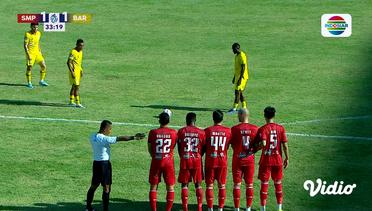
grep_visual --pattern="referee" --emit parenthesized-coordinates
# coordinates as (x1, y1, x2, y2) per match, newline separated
(86, 120, 145, 211)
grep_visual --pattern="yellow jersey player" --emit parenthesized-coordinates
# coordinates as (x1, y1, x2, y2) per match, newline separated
(228, 43, 249, 114)
(24, 23, 48, 88)
(67, 39, 85, 108)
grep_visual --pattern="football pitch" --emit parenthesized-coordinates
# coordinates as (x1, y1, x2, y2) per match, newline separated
(1, 0, 372, 210)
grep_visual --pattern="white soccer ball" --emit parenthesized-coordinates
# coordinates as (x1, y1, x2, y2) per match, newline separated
(163, 108, 172, 118)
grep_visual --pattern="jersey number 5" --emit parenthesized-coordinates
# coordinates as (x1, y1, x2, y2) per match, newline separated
(269, 130, 278, 149)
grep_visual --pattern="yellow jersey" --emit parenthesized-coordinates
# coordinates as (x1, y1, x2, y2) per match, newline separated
(234, 51, 248, 81)
(24, 31, 41, 55)
(68, 48, 83, 71)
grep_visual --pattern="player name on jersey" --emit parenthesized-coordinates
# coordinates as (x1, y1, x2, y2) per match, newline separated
(156, 134, 171, 139)
(240, 130, 252, 135)
(184, 132, 199, 137)
(211, 131, 226, 136)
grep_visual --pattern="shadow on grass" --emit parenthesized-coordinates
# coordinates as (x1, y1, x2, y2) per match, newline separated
(0, 198, 239, 211)
(0, 99, 68, 108)
(310, 35, 372, 209)
(131, 105, 227, 112)
(334, 35, 372, 208)
(0, 82, 26, 87)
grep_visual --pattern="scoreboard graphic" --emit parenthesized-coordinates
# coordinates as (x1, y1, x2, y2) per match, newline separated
(17, 12, 91, 32)
(42, 12, 67, 32)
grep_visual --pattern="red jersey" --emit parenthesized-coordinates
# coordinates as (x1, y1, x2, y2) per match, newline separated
(148, 127, 178, 161)
(177, 125, 206, 169)
(204, 124, 231, 168)
(257, 123, 287, 166)
(231, 123, 259, 166)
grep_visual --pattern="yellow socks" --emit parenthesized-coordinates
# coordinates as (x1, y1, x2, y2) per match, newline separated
(233, 101, 247, 109)
(242, 101, 247, 109)
(69, 95, 75, 104)
(40, 68, 46, 81)
(75, 95, 81, 104)
(26, 71, 32, 84)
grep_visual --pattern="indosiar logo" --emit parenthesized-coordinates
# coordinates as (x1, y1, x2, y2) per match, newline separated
(321, 14, 352, 37)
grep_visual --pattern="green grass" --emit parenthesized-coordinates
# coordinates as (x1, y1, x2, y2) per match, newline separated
(1, 0, 372, 210)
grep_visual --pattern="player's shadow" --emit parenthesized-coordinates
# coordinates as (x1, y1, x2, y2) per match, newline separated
(0, 198, 239, 211)
(0, 82, 26, 87)
(131, 105, 227, 112)
(110, 198, 238, 211)
(0, 99, 68, 108)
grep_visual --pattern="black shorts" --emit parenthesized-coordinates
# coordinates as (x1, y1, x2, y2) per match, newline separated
(91, 160, 112, 186)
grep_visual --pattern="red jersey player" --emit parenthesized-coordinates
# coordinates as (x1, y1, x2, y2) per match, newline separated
(177, 112, 206, 211)
(204, 110, 232, 211)
(230, 109, 258, 211)
(148, 112, 178, 211)
(256, 106, 289, 211)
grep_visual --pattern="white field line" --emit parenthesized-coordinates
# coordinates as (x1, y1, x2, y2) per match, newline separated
(1, 114, 371, 141)
(281, 115, 372, 125)
(286, 132, 372, 141)
(0, 115, 163, 128)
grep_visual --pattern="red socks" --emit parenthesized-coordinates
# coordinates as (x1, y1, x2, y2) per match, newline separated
(206, 187, 214, 209)
(181, 187, 188, 211)
(196, 187, 203, 211)
(274, 180, 283, 204)
(218, 187, 226, 209)
(182, 186, 203, 211)
(206, 186, 225, 209)
(149, 190, 157, 211)
(233, 184, 254, 209)
(166, 190, 174, 211)
(246, 183, 254, 208)
(233, 187, 241, 208)
(260, 181, 269, 206)
(150, 189, 175, 211)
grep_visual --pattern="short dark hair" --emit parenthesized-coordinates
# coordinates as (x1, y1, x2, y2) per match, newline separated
(232, 42, 240, 49)
(76, 39, 84, 45)
(213, 109, 224, 123)
(159, 112, 170, 125)
(30, 22, 39, 27)
(264, 106, 276, 119)
(186, 112, 196, 125)
(100, 120, 112, 131)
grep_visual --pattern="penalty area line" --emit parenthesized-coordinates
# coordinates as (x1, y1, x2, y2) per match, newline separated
(0, 114, 177, 128)
(286, 132, 372, 141)
(0, 114, 371, 141)
(281, 115, 372, 125)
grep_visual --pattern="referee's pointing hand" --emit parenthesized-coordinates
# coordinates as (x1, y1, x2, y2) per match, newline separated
(134, 133, 146, 140)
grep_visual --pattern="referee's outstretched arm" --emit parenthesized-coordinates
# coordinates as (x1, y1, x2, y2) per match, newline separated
(117, 133, 146, 142)
(86, 121, 146, 211)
